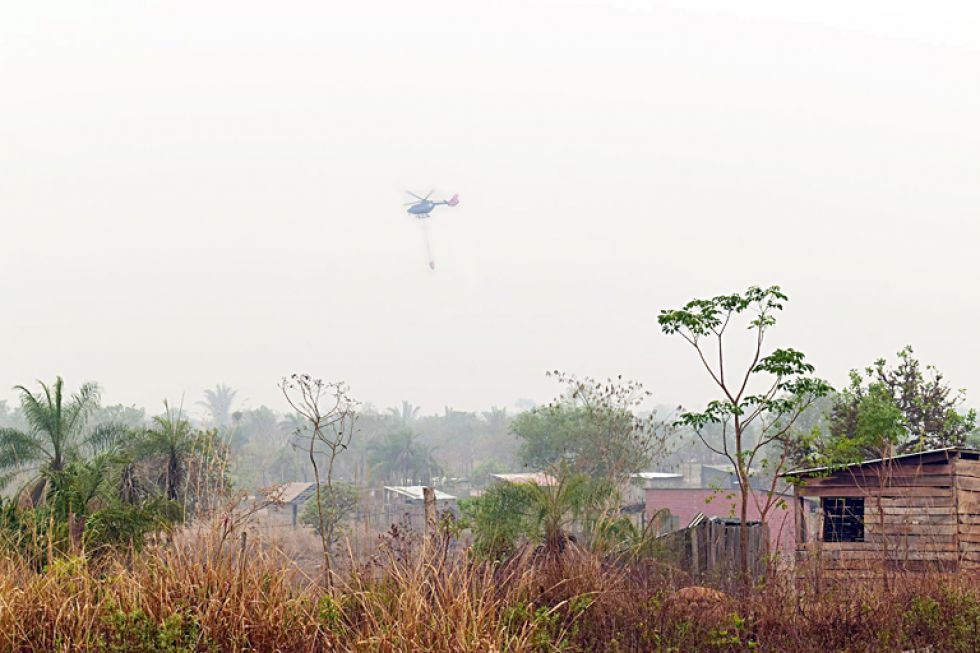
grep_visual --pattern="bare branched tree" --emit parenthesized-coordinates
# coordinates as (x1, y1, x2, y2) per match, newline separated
(279, 374, 358, 589)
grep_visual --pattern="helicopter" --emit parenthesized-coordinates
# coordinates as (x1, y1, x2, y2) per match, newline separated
(403, 190, 459, 270)
(404, 190, 459, 218)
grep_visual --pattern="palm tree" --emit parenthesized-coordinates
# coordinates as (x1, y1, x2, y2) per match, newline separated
(0, 377, 122, 505)
(198, 384, 237, 427)
(367, 428, 441, 485)
(132, 402, 199, 501)
(387, 401, 420, 426)
(521, 471, 616, 555)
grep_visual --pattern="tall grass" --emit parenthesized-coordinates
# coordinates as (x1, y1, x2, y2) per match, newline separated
(0, 521, 979, 652)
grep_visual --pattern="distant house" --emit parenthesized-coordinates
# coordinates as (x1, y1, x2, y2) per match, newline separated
(383, 486, 457, 529)
(624, 472, 684, 508)
(785, 447, 980, 572)
(630, 472, 685, 488)
(383, 485, 457, 505)
(259, 481, 317, 528)
(700, 464, 767, 491)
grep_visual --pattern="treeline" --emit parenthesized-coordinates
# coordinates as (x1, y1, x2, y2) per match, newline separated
(0, 286, 977, 569)
(0, 391, 521, 493)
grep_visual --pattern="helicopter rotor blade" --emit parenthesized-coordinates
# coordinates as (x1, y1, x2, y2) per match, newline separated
(406, 191, 426, 201)
(424, 189, 434, 200)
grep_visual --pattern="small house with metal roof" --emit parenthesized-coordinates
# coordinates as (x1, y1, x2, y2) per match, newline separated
(784, 447, 980, 572)
(382, 485, 457, 530)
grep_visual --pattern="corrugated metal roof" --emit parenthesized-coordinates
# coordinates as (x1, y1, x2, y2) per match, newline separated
(491, 472, 558, 486)
(265, 482, 316, 504)
(631, 472, 684, 480)
(384, 486, 456, 501)
(781, 447, 980, 478)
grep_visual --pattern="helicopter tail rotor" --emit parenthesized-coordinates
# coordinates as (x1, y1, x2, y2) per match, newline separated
(446, 193, 459, 207)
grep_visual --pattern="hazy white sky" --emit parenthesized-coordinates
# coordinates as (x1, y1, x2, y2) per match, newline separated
(2, 1, 979, 418)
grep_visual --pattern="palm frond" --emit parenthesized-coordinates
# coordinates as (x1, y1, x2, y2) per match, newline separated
(0, 469, 32, 492)
(0, 428, 47, 475)
(64, 381, 101, 441)
(75, 453, 119, 504)
(83, 422, 131, 456)
(14, 383, 59, 441)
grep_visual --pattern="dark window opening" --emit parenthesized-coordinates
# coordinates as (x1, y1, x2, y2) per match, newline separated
(822, 497, 864, 542)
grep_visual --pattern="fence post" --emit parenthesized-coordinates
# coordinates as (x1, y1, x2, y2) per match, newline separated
(690, 525, 700, 577)
(423, 486, 437, 543)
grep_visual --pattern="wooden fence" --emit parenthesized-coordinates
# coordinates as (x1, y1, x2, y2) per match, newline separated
(659, 513, 769, 581)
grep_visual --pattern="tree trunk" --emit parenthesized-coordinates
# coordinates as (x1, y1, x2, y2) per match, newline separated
(739, 472, 749, 581)
(167, 452, 180, 501)
(309, 440, 330, 590)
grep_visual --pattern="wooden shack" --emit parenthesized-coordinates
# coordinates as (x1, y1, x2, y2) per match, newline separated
(785, 447, 980, 573)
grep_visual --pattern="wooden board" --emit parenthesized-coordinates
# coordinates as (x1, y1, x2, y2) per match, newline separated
(819, 549, 959, 561)
(799, 486, 951, 498)
(867, 506, 954, 516)
(799, 462, 952, 477)
(863, 513, 956, 525)
(955, 477, 980, 492)
(801, 474, 952, 494)
(801, 472, 952, 487)
(866, 523, 956, 536)
(862, 538, 956, 550)
(954, 460, 980, 476)
(957, 493, 980, 513)
(881, 496, 954, 508)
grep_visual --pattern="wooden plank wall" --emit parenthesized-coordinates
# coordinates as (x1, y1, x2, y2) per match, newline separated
(797, 456, 959, 573)
(954, 456, 980, 568)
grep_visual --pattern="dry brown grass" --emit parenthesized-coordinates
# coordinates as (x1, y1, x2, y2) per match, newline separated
(1, 520, 980, 652)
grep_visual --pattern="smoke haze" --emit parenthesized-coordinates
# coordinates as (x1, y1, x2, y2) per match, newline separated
(2, 1, 979, 413)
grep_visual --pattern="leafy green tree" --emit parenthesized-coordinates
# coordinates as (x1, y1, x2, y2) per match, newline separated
(462, 468, 616, 559)
(0, 377, 126, 505)
(460, 481, 535, 559)
(299, 482, 359, 543)
(512, 372, 670, 482)
(824, 347, 977, 462)
(659, 286, 832, 578)
(512, 404, 591, 472)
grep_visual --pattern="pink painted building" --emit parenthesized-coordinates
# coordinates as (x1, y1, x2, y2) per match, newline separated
(645, 487, 811, 554)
